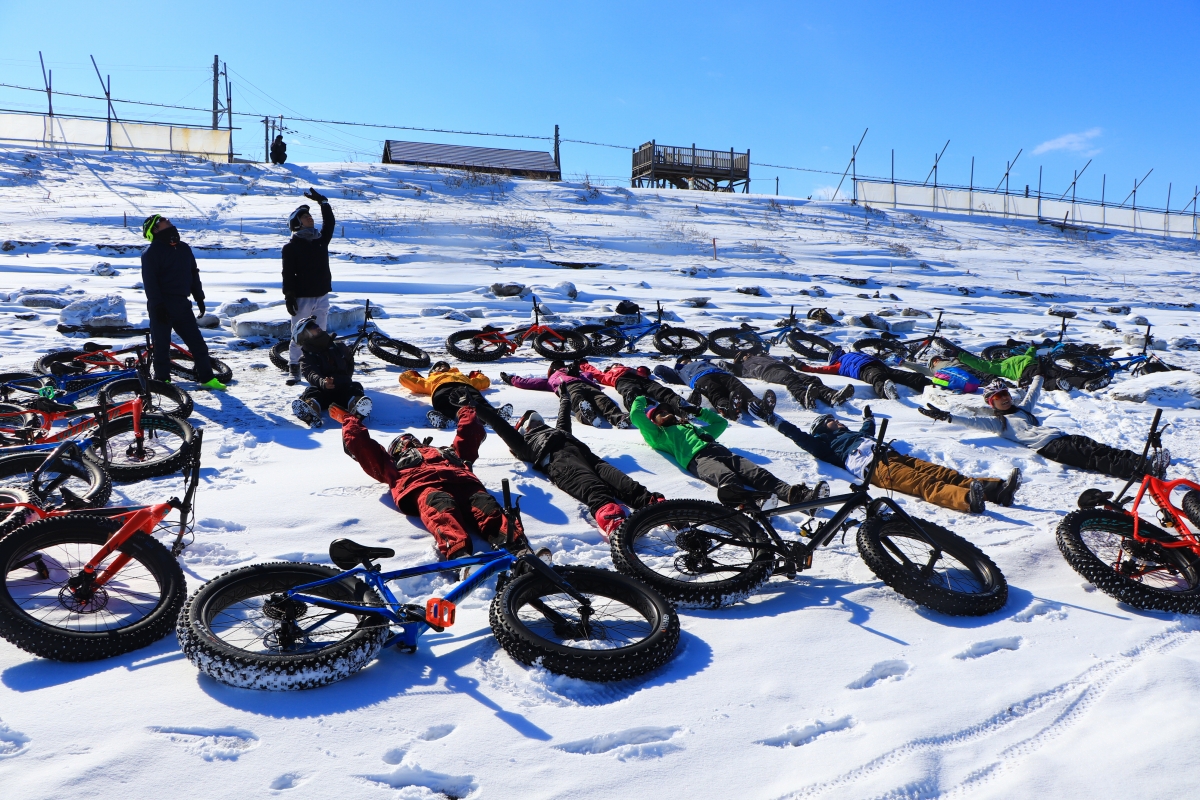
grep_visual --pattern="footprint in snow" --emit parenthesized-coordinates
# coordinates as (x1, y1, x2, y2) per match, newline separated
(0, 717, 30, 759)
(147, 726, 260, 761)
(847, 660, 910, 689)
(954, 636, 1023, 660)
(758, 716, 856, 748)
(1013, 601, 1067, 622)
(419, 724, 456, 741)
(269, 772, 313, 791)
(554, 726, 686, 761)
(358, 762, 478, 799)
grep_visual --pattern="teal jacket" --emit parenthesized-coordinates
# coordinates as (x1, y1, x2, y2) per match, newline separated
(630, 395, 726, 468)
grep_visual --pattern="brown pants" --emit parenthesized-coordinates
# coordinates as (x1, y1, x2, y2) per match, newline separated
(869, 453, 1002, 512)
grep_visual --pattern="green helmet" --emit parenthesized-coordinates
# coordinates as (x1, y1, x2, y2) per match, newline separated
(141, 214, 162, 242)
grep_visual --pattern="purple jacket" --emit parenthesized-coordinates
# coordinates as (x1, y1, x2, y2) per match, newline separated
(509, 370, 598, 394)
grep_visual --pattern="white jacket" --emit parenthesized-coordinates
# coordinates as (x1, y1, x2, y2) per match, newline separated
(948, 377, 1066, 450)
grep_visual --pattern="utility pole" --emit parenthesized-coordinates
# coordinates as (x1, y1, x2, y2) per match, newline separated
(38, 51, 53, 117)
(212, 55, 220, 129)
(226, 74, 233, 163)
(553, 124, 560, 170)
(264, 117, 270, 162)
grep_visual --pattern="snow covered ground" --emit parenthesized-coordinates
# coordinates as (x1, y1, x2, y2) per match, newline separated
(2, 148, 1200, 799)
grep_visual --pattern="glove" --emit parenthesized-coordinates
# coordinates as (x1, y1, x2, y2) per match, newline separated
(303, 187, 328, 204)
(862, 404, 873, 420)
(499, 372, 513, 385)
(918, 403, 952, 423)
(285, 296, 297, 316)
(195, 299, 206, 317)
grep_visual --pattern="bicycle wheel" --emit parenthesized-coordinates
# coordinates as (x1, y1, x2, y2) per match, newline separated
(853, 337, 907, 359)
(532, 328, 589, 360)
(980, 344, 1025, 361)
(33, 351, 89, 377)
(98, 378, 193, 420)
(1184, 491, 1200, 531)
(177, 561, 388, 690)
(367, 332, 431, 368)
(268, 340, 290, 371)
(86, 413, 194, 482)
(611, 499, 774, 608)
(653, 326, 707, 357)
(169, 353, 234, 384)
(786, 330, 836, 361)
(707, 328, 765, 358)
(0, 488, 39, 539)
(1055, 509, 1200, 613)
(0, 515, 185, 661)
(857, 515, 1008, 616)
(0, 451, 112, 509)
(578, 325, 626, 357)
(490, 564, 679, 681)
(446, 329, 508, 362)
(0, 372, 50, 402)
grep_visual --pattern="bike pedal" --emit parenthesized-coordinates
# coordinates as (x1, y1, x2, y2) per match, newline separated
(425, 597, 456, 629)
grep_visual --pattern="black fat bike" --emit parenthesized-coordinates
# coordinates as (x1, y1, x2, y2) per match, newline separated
(612, 419, 1008, 615)
(269, 300, 431, 372)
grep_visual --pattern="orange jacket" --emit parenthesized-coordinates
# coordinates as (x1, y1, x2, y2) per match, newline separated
(399, 368, 491, 395)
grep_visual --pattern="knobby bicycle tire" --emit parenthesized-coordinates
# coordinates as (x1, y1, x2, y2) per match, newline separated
(177, 561, 388, 690)
(653, 326, 707, 357)
(857, 515, 1008, 616)
(786, 330, 836, 361)
(0, 488, 39, 539)
(531, 328, 589, 360)
(98, 378, 194, 420)
(446, 329, 509, 362)
(0, 515, 185, 661)
(85, 413, 194, 482)
(980, 344, 1026, 362)
(33, 351, 90, 377)
(576, 324, 626, 357)
(853, 337, 907, 359)
(1184, 491, 1200, 532)
(0, 451, 112, 509)
(611, 499, 774, 608)
(168, 354, 234, 384)
(707, 328, 765, 358)
(490, 564, 679, 681)
(269, 340, 291, 371)
(0, 372, 51, 399)
(1055, 509, 1200, 614)
(366, 332, 431, 368)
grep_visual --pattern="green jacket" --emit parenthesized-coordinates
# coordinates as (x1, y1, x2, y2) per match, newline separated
(630, 395, 726, 468)
(958, 348, 1036, 383)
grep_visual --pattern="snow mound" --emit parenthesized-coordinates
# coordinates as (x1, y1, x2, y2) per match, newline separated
(231, 302, 365, 338)
(1102, 370, 1200, 407)
(58, 294, 128, 327)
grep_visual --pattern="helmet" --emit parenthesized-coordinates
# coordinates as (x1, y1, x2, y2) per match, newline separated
(635, 366, 651, 378)
(809, 414, 836, 435)
(983, 380, 1011, 404)
(516, 410, 544, 434)
(141, 214, 162, 241)
(292, 316, 322, 346)
(429, 360, 451, 374)
(388, 433, 421, 461)
(288, 204, 311, 232)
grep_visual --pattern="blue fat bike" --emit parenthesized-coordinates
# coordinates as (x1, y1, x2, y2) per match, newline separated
(177, 481, 680, 690)
(574, 301, 708, 358)
(706, 307, 836, 360)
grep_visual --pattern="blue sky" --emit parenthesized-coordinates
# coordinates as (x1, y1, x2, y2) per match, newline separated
(1, 1, 1197, 206)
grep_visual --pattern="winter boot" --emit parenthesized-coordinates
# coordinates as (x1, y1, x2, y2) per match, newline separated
(348, 395, 372, 419)
(829, 384, 854, 406)
(497, 403, 514, 421)
(785, 483, 811, 504)
(426, 409, 449, 429)
(616, 414, 632, 429)
(750, 397, 773, 422)
(881, 379, 900, 400)
(292, 397, 323, 428)
(759, 389, 777, 418)
(996, 468, 1021, 507)
(576, 400, 597, 427)
(286, 364, 301, 386)
(201, 378, 227, 391)
(800, 383, 819, 410)
(967, 480, 986, 514)
(594, 502, 627, 541)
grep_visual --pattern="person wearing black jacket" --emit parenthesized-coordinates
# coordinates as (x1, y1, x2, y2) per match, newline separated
(724, 352, 854, 409)
(139, 214, 225, 390)
(291, 317, 370, 428)
(473, 393, 663, 539)
(270, 134, 287, 165)
(282, 188, 335, 384)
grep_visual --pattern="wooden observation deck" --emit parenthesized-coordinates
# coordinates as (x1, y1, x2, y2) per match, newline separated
(631, 141, 750, 192)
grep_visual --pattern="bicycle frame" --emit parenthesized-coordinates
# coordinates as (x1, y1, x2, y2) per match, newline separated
(0, 394, 142, 446)
(735, 307, 805, 351)
(593, 301, 669, 351)
(464, 294, 571, 354)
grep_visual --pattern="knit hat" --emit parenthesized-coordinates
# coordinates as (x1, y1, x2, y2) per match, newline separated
(809, 413, 835, 435)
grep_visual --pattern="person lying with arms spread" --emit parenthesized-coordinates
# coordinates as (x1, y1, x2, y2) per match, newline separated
(722, 351, 854, 409)
(399, 361, 511, 429)
(652, 356, 771, 421)
(794, 346, 930, 400)
(500, 360, 630, 428)
(578, 360, 697, 417)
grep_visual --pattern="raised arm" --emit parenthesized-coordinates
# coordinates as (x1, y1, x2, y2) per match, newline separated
(318, 200, 335, 245)
(694, 407, 728, 439)
(508, 375, 553, 392)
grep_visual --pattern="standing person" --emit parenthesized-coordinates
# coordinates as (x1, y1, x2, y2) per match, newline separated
(579, 360, 697, 417)
(398, 361, 511, 428)
(724, 351, 854, 409)
(270, 134, 287, 165)
(291, 317, 371, 428)
(139, 214, 226, 391)
(630, 394, 811, 507)
(282, 188, 335, 386)
(474, 393, 662, 539)
(653, 356, 768, 420)
(500, 361, 630, 428)
(795, 347, 929, 400)
(920, 378, 1171, 480)
(752, 404, 1018, 514)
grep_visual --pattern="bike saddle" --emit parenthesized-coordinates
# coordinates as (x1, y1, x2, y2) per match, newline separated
(329, 538, 396, 570)
(1077, 488, 1114, 509)
(739, 323, 761, 331)
(717, 485, 772, 508)
(82, 342, 113, 353)
(480, 325, 501, 332)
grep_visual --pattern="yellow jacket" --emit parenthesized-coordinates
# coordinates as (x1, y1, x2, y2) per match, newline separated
(399, 368, 491, 395)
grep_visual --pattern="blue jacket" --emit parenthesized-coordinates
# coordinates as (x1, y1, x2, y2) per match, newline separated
(783, 417, 875, 469)
(832, 352, 878, 381)
(676, 359, 724, 388)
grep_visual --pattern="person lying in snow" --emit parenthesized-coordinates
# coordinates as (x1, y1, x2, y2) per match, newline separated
(721, 351, 854, 409)
(329, 402, 522, 560)
(398, 361, 511, 429)
(794, 346, 930, 400)
(652, 356, 769, 420)
(920, 378, 1170, 480)
(499, 360, 630, 428)
(751, 403, 1019, 514)
(291, 316, 371, 428)
(630, 394, 813, 507)
(933, 338, 1109, 392)
(473, 393, 662, 539)
(577, 360, 697, 417)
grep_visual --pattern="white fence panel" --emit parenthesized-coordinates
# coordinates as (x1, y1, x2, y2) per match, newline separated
(0, 112, 230, 161)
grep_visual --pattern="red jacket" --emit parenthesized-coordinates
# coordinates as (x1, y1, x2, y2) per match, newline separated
(580, 362, 636, 387)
